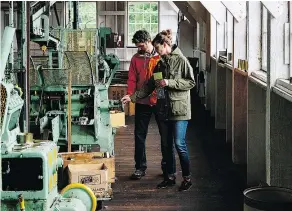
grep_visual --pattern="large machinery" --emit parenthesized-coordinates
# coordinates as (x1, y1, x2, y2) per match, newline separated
(29, 28, 120, 155)
(1, 26, 98, 211)
(1, 1, 120, 210)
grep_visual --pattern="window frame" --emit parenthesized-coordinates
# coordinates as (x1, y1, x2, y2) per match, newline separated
(210, 15, 217, 58)
(3, 10, 17, 27)
(127, 1, 159, 46)
(226, 10, 233, 65)
(261, 5, 268, 72)
(78, 1, 97, 29)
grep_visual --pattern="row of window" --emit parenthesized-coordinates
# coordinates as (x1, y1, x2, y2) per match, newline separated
(211, 5, 268, 72)
(76, 1, 159, 46)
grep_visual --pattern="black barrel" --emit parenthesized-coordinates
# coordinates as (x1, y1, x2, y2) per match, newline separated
(244, 186, 292, 211)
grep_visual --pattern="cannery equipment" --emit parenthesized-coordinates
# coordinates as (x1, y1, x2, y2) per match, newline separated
(1, 2, 120, 210)
(1, 26, 98, 211)
(29, 27, 121, 155)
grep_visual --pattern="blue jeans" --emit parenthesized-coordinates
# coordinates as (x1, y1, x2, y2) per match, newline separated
(167, 120, 191, 178)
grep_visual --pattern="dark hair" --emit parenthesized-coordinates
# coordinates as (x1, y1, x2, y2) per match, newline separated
(132, 30, 151, 44)
(152, 29, 172, 46)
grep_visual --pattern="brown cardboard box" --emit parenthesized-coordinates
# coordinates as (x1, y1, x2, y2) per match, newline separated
(68, 163, 109, 197)
(110, 111, 125, 127)
(60, 152, 115, 183)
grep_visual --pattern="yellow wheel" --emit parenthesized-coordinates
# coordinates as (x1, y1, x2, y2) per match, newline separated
(61, 183, 97, 211)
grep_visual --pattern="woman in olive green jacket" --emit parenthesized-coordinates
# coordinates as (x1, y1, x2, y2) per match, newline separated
(121, 29, 195, 191)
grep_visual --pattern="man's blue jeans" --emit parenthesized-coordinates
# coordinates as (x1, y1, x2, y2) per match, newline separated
(166, 120, 191, 178)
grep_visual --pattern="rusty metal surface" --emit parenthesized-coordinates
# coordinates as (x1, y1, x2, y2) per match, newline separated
(0, 84, 7, 125)
(51, 29, 96, 58)
(29, 56, 49, 86)
(30, 29, 96, 87)
(63, 51, 93, 85)
(65, 30, 95, 56)
(29, 51, 93, 86)
(104, 97, 246, 211)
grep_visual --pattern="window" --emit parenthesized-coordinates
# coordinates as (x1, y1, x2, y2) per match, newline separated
(210, 15, 217, 58)
(79, 2, 97, 29)
(4, 12, 10, 27)
(199, 22, 206, 51)
(227, 11, 233, 64)
(128, 2, 158, 45)
(3, 11, 17, 27)
(261, 6, 268, 71)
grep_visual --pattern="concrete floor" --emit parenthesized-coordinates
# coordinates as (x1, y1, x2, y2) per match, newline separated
(104, 94, 247, 211)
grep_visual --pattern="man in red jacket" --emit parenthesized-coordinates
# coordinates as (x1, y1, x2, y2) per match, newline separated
(127, 30, 167, 180)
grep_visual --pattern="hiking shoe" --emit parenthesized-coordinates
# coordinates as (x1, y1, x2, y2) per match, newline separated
(157, 179, 176, 189)
(130, 170, 146, 180)
(179, 180, 192, 191)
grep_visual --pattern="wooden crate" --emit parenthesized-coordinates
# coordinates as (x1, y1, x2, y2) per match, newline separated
(108, 84, 127, 101)
(60, 152, 115, 183)
(108, 84, 135, 116)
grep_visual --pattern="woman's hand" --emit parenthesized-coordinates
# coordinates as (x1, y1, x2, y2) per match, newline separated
(121, 95, 131, 104)
(155, 79, 168, 88)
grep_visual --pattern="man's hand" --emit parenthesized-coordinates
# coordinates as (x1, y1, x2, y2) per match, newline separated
(121, 95, 131, 104)
(155, 79, 168, 88)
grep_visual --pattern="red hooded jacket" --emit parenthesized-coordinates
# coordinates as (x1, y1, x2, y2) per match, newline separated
(127, 52, 160, 106)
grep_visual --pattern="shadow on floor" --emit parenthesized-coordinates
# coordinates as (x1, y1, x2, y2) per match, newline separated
(103, 94, 247, 211)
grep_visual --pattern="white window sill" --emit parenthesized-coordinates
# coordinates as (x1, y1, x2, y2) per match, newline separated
(227, 61, 233, 66)
(276, 79, 292, 91)
(248, 73, 292, 103)
(251, 70, 267, 83)
(225, 63, 233, 71)
(211, 56, 217, 61)
(273, 79, 292, 103)
(249, 70, 267, 90)
(218, 63, 225, 68)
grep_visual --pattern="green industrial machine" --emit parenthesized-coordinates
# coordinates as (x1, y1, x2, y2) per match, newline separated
(1, 2, 120, 209)
(1, 26, 99, 211)
(29, 28, 121, 155)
